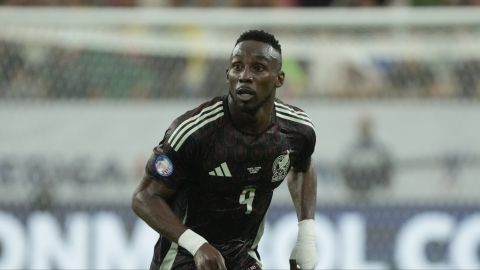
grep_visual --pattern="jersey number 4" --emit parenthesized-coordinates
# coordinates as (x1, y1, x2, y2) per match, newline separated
(239, 187, 256, 214)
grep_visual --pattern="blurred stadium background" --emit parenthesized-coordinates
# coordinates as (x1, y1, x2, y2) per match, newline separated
(1, 1, 480, 269)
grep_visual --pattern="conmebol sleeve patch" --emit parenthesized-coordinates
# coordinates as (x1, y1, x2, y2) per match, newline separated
(155, 155, 174, 177)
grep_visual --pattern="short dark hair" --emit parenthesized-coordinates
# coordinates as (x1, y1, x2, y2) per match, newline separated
(235, 30, 282, 55)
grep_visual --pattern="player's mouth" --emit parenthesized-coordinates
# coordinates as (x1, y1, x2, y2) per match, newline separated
(236, 87, 256, 102)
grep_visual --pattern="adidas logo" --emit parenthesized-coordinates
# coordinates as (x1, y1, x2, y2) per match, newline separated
(208, 162, 232, 177)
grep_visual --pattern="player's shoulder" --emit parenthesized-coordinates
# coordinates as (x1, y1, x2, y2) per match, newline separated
(176, 96, 225, 123)
(166, 96, 226, 152)
(274, 98, 315, 132)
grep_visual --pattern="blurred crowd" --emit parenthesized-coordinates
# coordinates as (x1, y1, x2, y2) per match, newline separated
(1, 39, 479, 100)
(1, 0, 480, 7)
(1, 1, 480, 99)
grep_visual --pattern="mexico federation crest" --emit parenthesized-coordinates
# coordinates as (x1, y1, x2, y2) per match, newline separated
(272, 151, 290, 182)
(155, 155, 174, 177)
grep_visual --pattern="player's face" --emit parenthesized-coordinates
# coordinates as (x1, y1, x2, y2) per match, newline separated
(226, 40, 284, 113)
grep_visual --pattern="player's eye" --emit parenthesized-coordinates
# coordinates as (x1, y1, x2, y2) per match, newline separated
(231, 63, 243, 71)
(253, 64, 266, 72)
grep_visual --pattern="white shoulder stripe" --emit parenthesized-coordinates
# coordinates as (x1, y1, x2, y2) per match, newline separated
(169, 106, 223, 147)
(173, 112, 224, 151)
(275, 106, 313, 124)
(275, 102, 309, 117)
(276, 112, 314, 128)
(168, 101, 222, 146)
(274, 102, 313, 126)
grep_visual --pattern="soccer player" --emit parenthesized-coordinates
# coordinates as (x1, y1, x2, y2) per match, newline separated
(132, 29, 318, 270)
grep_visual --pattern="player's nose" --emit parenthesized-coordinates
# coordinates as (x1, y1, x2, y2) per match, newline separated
(239, 68, 253, 82)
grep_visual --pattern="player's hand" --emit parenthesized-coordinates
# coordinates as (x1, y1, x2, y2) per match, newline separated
(289, 259, 300, 270)
(290, 243, 318, 270)
(194, 243, 227, 270)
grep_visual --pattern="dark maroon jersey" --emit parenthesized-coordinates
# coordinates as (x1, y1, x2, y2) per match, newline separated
(145, 95, 316, 269)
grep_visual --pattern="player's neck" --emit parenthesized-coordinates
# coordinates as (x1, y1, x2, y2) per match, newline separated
(228, 98, 274, 135)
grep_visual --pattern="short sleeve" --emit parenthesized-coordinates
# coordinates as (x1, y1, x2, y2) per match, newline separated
(291, 126, 316, 172)
(145, 129, 194, 190)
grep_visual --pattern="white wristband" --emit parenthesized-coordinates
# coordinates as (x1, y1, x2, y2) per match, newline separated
(290, 219, 318, 269)
(298, 219, 316, 240)
(178, 229, 208, 256)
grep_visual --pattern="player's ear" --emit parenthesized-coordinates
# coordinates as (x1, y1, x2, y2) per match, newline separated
(225, 68, 229, 82)
(275, 70, 285, 88)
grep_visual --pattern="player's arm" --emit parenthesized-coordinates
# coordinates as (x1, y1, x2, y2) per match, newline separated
(288, 160, 317, 220)
(132, 174, 226, 270)
(287, 160, 318, 270)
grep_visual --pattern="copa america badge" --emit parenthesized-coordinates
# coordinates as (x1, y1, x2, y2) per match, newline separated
(155, 155, 174, 177)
